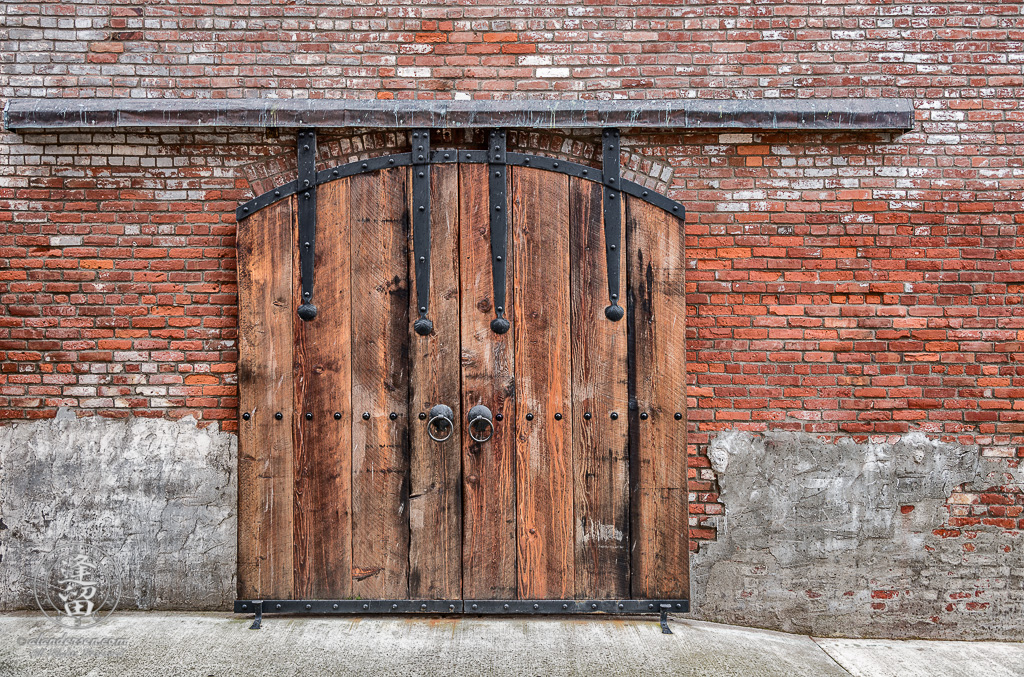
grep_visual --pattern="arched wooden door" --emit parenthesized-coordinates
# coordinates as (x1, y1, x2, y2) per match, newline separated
(236, 145, 687, 615)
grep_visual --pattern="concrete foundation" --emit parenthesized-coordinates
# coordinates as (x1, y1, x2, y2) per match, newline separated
(2, 415, 1021, 640)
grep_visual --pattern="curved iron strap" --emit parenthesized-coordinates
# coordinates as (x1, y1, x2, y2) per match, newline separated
(236, 151, 685, 222)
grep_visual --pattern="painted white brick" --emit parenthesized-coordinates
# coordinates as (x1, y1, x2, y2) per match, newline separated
(536, 67, 570, 78)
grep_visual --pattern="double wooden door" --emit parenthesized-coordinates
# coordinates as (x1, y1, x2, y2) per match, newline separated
(237, 161, 687, 604)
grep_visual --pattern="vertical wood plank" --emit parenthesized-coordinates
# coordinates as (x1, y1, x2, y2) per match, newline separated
(408, 163, 463, 599)
(569, 177, 630, 599)
(627, 195, 689, 599)
(460, 163, 517, 599)
(237, 197, 295, 600)
(292, 180, 353, 599)
(512, 166, 574, 600)
(350, 168, 411, 599)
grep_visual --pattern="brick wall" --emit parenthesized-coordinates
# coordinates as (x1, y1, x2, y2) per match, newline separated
(1, 0, 1022, 634)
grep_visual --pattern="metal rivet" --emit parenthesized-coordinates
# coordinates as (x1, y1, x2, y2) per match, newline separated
(533, 604, 539, 610)
(333, 170, 339, 176)
(444, 153, 450, 159)
(393, 604, 399, 610)
(303, 145, 309, 151)
(298, 132, 304, 138)
(419, 306, 427, 313)
(554, 413, 562, 421)
(362, 412, 370, 420)
(305, 604, 312, 610)
(641, 412, 648, 420)
(335, 412, 342, 420)
(609, 193, 616, 200)
(243, 206, 249, 212)
(618, 604, 624, 610)
(495, 171, 501, 177)
(497, 306, 504, 313)
(611, 293, 618, 300)
(582, 169, 588, 175)
(553, 162, 559, 167)
(525, 158, 530, 164)
(389, 158, 395, 164)
(361, 163, 368, 169)
(584, 412, 591, 420)
(303, 291, 310, 298)
(390, 412, 397, 420)
(418, 145, 423, 151)
(472, 604, 478, 610)
(305, 412, 313, 420)
(242, 412, 251, 421)
(413, 133, 419, 139)
(496, 255, 502, 262)
(419, 412, 427, 420)
(592, 603, 597, 609)
(418, 155, 425, 161)
(275, 412, 283, 420)
(504, 604, 509, 610)
(363, 604, 369, 610)
(421, 604, 427, 611)
(610, 244, 616, 250)
(419, 171, 425, 177)
(276, 604, 282, 610)
(496, 413, 503, 421)
(526, 413, 534, 421)
(676, 604, 682, 609)
(419, 256, 425, 263)
(419, 206, 425, 212)
(675, 412, 683, 420)
(562, 604, 568, 610)
(611, 412, 618, 420)
(242, 604, 248, 610)
(643, 191, 649, 196)
(333, 604, 339, 610)
(649, 604, 655, 610)
(275, 191, 280, 196)
(304, 241, 310, 248)
(467, 154, 472, 160)
(495, 205, 501, 211)
(449, 605, 455, 611)
(609, 177, 615, 183)
(673, 206, 679, 212)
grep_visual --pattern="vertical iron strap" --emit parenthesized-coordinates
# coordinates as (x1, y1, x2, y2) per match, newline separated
(411, 129, 433, 336)
(297, 129, 318, 321)
(488, 129, 510, 334)
(602, 128, 624, 322)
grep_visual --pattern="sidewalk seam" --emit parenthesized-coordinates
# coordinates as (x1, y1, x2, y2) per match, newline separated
(810, 636, 856, 677)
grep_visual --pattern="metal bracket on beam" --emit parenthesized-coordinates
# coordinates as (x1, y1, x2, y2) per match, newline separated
(659, 603, 673, 634)
(411, 129, 433, 336)
(243, 600, 263, 630)
(602, 128, 623, 322)
(297, 129, 318, 321)
(488, 129, 510, 335)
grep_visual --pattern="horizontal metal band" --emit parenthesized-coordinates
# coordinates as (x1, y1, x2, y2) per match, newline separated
(238, 152, 684, 222)
(6, 98, 915, 131)
(235, 599, 690, 615)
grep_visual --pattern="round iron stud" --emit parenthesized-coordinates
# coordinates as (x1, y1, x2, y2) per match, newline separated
(414, 317, 434, 336)
(419, 412, 427, 420)
(276, 604, 282, 610)
(333, 604, 339, 610)
(275, 412, 283, 421)
(640, 412, 649, 420)
(305, 412, 313, 420)
(242, 412, 250, 421)
(496, 413, 503, 421)
(362, 412, 370, 420)
(533, 604, 539, 610)
(305, 604, 312, 610)
(675, 412, 683, 420)
(503, 604, 509, 610)
(554, 412, 562, 421)
(363, 604, 369, 610)
(526, 413, 534, 421)
(584, 412, 592, 420)
(335, 412, 342, 420)
(390, 412, 398, 421)
(610, 412, 618, 420)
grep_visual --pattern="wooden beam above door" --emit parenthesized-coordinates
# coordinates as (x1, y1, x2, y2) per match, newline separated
(4, 97, 914, 132)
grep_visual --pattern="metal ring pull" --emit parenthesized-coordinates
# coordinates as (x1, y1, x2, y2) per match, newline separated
(427, 404, 454, 443)
(467, 404, 494, 443)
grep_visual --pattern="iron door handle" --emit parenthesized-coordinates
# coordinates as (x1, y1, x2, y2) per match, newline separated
(467, 405, 494, 443)
(427, 404, 454, 442)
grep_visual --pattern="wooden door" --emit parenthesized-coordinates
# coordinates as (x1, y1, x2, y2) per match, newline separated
(237, 159, 687, 605)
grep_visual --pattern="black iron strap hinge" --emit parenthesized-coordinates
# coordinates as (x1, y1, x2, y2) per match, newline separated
(488, 129, 510, 334)
(297, 129, 318, 321)
(602, 128, 623, 322)
(411, 129, 434, 336)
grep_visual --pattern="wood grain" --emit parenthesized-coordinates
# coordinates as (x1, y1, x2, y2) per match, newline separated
(569, 177, 630, 599)
(292, 180, 353, 599)
(237, 197, 295, 600)
(459, 163, 517, 599)
(626, 195, 689, 599)
(512, 166, 574, 600)
(408, 163, 463, 599)
(350, 168, 411, 599)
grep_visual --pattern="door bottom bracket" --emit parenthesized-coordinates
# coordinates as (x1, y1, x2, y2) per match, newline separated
(235, 598, 686, 631)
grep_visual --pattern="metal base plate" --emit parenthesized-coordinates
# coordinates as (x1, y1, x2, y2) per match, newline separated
(235, 599, 688, 615)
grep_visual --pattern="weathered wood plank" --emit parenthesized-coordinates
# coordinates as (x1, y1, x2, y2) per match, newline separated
(292, 180, 353, 599)
(627, 195, 689, 599)
(237, 197, 295, 600)
(408, 163, 462, 599)
(350, 168, 411, 599)
(512, 166, 574, 600)
(569, 177, 630, 599)
(459, 163, 517, 599)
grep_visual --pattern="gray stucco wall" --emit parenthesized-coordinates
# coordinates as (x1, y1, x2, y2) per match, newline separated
(0, 411, 236, 611)
(2, 414, 1020, 640)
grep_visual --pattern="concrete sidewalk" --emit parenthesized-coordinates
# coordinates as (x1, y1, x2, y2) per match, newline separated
(1, 611, 1022, 676)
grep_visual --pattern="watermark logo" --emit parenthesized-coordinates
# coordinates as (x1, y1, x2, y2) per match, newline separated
(33, 542, 123, 629)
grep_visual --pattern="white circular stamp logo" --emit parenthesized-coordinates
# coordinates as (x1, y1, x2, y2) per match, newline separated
(33, 542, 122, 629)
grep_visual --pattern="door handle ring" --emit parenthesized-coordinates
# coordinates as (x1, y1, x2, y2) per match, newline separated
(467, 404, 494, 443)
(427, 404, 454, 443)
